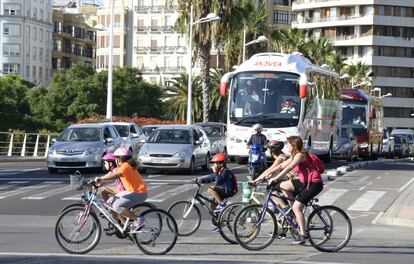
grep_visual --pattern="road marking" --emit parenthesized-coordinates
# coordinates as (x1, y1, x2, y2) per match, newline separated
(0, 182, 22, 190)
(147, 184, 189, 202)
(347, 191, 386, 211)
(399, 177, 414, 192)
(22, 183, 68, 200)
(22, 168, 42, 172)
(62, 194, 81, 201)
(0, 182, 59, 199)
(318, 188, 348, 206)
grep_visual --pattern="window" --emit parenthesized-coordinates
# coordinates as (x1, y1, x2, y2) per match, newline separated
(114, 14, 121, 28)
(136, 56, 144, 68)
(40, 9, 44, 20)
(274, 10, 289, 24)
(33, 8, 37, 19)
(39, 67, 43, 80)
(33, 27, 37, 40)
(3, 63, 20, 74)
(4, 4, 21, 15)
(39, 48, 43, 61)
(26, 65, 30, 78)
(3, 24, 21, 36)
(33, 47, 37, 60)
(151, 37, 157, 51)
(39, 29, 43, 42)
(3, 44, 20, 56)
(164, 56, 171, 68)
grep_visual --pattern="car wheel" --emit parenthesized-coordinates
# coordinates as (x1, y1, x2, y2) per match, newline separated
(187, 157, 195, 174)
(201, 153, 210, 171)
(48, 167, 58, 174)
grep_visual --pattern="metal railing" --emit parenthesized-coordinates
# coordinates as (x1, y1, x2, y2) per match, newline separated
(0, 132, 57, 157)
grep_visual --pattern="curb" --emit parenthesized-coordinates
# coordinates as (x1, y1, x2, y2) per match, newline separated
(0, 156, 46, 163)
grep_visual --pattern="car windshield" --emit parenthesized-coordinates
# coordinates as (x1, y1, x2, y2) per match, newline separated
(394, 136, 402, 144)
(229, 71, 301, 127)
(148, 129, 191, 144)
(201, 125, 223, 137)
(58, 127, 101, 142)
(142, 126, 158, 137)
(114, 125, 129, 137)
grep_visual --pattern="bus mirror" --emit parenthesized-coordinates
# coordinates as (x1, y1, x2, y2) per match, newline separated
(220, 81, 227, 97)
(300, 84, 307, 98)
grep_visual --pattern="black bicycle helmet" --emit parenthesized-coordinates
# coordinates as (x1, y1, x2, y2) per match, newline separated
(266, 140, 284, 151)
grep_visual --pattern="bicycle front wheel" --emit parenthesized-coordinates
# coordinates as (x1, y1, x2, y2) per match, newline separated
(55, 207, 101, 254)
(167, 201, 201, 236)
(233, 204, 277, 251)
(132, 208, 178, 255)
(218, 202, 246, 244)
(307, 205, 352, 252)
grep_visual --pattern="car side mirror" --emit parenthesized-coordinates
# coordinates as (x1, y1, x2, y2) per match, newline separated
(389, 136, 394, 140)
(140, 138, 146, 143)
(104, 137, 114, 144)
(51, 138, 56, 144)
(131, 133, 139, 138)
(195, 140, 202, 145)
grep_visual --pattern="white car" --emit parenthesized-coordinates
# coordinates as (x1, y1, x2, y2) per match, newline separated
(381, 130, 395, 158)
(138, 125, 211, 173)
(107, 122, 146, 155)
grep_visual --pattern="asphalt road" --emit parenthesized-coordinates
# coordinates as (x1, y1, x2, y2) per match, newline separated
(0, 159, 414, 264)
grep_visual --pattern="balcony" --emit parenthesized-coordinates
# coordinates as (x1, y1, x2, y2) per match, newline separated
(150, 26, 161, 33)
(161, 26, 174, 32)
(134, 46, 150, 53)
(163, 67, 186, 74)
(134, 5, 149, 13)
(134, 26, 148, 33)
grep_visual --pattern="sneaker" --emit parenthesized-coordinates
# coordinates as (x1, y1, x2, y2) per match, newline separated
(214, 203, 226, 213)
(291, 234, 307, 245)
(129, 217, 145, 232)
(278, 233, 287, 239)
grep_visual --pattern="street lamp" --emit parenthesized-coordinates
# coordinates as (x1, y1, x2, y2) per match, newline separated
(242, 28, 267, 62)
(95, 0, 114, 121)
(186, 5, 220, 125)
(380, 93, 392, 98)
(372, 87, 382, 97)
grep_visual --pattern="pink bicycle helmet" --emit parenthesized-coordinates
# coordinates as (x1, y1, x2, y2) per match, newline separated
(113, 147, 132, 157)
(102, 153, 116, 161)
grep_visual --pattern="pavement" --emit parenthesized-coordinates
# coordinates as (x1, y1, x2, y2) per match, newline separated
(1, 155, 414, 227)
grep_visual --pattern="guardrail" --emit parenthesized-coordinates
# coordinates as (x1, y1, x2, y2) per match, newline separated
(0, 132, 57, 157)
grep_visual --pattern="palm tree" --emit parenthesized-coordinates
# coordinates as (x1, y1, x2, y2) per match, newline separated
(164, 73, 202, 122)
(209, 68, 227, 122)
(270, 28, 309, 54)
(342, 62, 374, 92)
(176, 0, 215, 123)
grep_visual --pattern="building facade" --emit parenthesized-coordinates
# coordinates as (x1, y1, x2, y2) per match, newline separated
(267, 0, 295, 30)
(0, 0, 53, 85)
(292, 0, 414, 129)
(52, 7, 97, 73)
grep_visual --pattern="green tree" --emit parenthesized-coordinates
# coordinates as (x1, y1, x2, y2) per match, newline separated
(342, 62, 374, 92)
(209, 68, 227, 122)
(164, 73, 202, 122)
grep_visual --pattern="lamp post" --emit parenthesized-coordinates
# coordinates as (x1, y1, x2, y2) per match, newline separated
(242, 27, 268, 62)
(186, 6, 220, 125)
(380, 93, 392, 98)
(95, 0, 114, 121)
(372, 87, 381, 97)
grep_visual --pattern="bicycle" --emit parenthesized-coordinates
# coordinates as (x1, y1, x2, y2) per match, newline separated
(167, 179, 235, 240)
(55, 174, 178, 255)
(233, 181, 352, 252)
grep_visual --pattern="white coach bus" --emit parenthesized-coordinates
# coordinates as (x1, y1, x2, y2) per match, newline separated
(220, 53, 342, 163)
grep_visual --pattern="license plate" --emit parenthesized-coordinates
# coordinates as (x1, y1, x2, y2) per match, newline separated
(152, 159, 170, 164)
(251, 154, 259, 162)
(60, 157, 76, 162)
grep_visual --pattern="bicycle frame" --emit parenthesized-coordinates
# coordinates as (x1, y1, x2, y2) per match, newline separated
(184, 183, 216, 219)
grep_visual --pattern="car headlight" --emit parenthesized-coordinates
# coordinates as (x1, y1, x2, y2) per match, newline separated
(48, 148, 56, 155)
(173, 151, 188, 157)
(139, 150, 150, 157)
(359, 142, 369, 148)
(87, 147, 100, 155)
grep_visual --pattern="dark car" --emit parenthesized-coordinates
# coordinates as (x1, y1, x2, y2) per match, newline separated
(393, 135, 409, 158)
(333, 127, 358, 161)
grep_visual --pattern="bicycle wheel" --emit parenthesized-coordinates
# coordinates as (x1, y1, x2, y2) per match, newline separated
(132, 208, 178, 255)
(233, 204, 277, 251)
(58, 203, 84, 215)
(131, 202, 156, 216)
(218, 202, 245, 244)
(167, 200, 201, 236)
(307, 205, 352, 252)
(55, 207, 101, 254)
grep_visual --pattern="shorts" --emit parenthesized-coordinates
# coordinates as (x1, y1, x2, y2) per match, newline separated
(212, 186, 233, 201)
(271, 179, 323, 205)
(109, 191, 148, 214)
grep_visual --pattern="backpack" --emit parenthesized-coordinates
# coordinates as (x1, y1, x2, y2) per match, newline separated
(307, 152, 325, 174)
(229, 171, 238, 194)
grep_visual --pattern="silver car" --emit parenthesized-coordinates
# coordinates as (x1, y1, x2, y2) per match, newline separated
(195, 122, 227, 155)
(108, 122, 146, 155)
(138, 125, 211, 173)
(46, 123, 123, 173)
(142, 124, 162, 139)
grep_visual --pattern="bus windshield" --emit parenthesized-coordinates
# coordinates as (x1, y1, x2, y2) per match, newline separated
(229, 72, 300, 127)
(342, 102, 367, 129)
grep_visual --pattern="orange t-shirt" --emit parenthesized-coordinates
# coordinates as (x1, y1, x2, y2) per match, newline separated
(117, 162, 147, 194)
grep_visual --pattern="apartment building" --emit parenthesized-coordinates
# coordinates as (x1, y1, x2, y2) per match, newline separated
(0, 0, 53, 85)
(292, 0, 414, 129)
(266, 0, 295, 30)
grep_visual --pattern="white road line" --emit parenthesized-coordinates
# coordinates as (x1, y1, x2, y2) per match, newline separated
(347, 191, 386, 211)
(62, 194, 81, 200)
(0, 183, 21, 190)
(318, 188, 348, 206)
(147, 184, 189, 202)
(0, 182, 58, 199)
(399, 177, 414, 192)
(22, 184, 68, 200)
(22, 168, 42, 172)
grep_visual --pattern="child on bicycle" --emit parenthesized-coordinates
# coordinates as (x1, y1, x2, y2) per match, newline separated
(251, 136, 323, 245)
(100, 153, 125, 202)
(94, 147, 148, 231)
(195, 153, 235, 213)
